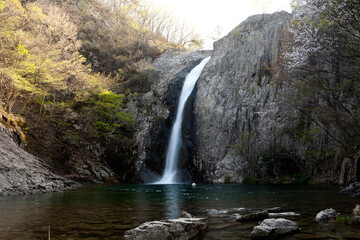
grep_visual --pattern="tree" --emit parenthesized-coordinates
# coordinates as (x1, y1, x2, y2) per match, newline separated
(285, 0, 360, 156)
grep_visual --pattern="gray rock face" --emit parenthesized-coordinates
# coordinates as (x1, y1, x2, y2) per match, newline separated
(250, 218, 299, 239)
(194, 11, 291, 183)
(315, 208, 338, 223)
(124, 218, 208, 240)
(131, 50, 212, 183)
(0, 124, 78, 195)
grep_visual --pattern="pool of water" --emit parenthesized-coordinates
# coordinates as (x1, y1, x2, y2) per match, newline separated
(0, 184, 359, 239)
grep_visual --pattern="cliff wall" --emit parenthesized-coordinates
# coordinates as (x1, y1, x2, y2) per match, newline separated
(0, 119, 78, 195)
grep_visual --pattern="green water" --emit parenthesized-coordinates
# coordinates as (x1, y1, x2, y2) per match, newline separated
(0, 184, 359, 239)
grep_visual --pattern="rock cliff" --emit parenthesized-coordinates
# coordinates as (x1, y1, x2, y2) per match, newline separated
(0, 123, 78, 195)
(134, 11, 359, 184)
(130, 50, 212, 183)
(194, 11, 292, 183)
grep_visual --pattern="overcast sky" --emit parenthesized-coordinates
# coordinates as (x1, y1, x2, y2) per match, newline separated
(149, 0, 292, 49)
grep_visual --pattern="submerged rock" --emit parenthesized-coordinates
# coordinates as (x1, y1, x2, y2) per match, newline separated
(124, 218, 208, 240)
(265, 207, 282, 213)
(250, 218, 299, 239)
(205, 208, 248, 216)
(268, 212, 300, 217)
(236, 210, 269, 222)
(315, 208, 338, 223)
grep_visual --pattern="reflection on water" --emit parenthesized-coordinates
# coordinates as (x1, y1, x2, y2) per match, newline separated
(0, 184, 359, 239)
(164, 185, 180, 218)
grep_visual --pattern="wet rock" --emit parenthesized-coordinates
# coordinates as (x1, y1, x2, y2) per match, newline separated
(268, 212, 300, 217)
(315, 208, 338, 223)
(250, 218, 299, 239)
(265, 207, 282, 213)
(350, 216, 360, 225)
(205, 208, 248, 216)
(180, 211, 193, 218)
(339, 182, 360, 197)
(353, 205, 360, 216)
(124, 218, 208, 240)
(236, 210, 269, 222)
(205, 209, 229, 217)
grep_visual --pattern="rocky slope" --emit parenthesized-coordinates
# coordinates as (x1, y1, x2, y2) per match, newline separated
(0, 122, 79, 195)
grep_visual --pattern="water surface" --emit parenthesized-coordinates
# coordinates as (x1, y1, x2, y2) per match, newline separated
(0, 184, 359, 239)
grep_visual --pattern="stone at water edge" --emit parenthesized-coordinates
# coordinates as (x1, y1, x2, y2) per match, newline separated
(353, 205, 360, 216)
(236, 210, 269, 222)
(250, 218, 300, 240)
(180, 211, 194, 218)
(124, 218, 208, 240)
(268, 212, 301, 217)
(315, 208, 338, 223)
(265, 207, 282, 213)
(192, 183, 196, 187)
(339, 182, 360, 197)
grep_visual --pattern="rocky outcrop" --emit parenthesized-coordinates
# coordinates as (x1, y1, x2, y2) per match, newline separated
(250, 218, 300, 239)
(0, 124, 78, 195)
(130, 50, 211, 183)
(124, 218, 208, 240)
(194, 11, 291, 183)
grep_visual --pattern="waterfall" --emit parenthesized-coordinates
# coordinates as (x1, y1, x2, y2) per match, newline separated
(156, 56, 211, 184)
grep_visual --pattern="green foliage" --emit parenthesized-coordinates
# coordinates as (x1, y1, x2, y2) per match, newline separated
(336, 215, 353, 224)
(86, 90, 134, 137)
(262, 147, 300, 178)
(224, 176, 235, 184)
(243, 176, 256, 184)
(232, 131, 256, 155)
(287, 0, 360, 157)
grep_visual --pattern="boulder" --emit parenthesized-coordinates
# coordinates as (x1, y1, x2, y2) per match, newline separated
(339, 182, 360, 197)
(250, 218, 299, 239)
(315, 208, 338, 223)
(236, 210, 269, 222)
(124, 218, 208, 240)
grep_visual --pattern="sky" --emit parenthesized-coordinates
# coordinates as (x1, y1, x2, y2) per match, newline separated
(149, 0, 292, 49)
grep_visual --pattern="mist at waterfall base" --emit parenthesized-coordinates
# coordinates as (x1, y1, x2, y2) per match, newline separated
(155, 57, 211, 184)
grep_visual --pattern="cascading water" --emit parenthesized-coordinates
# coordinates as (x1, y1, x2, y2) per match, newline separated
(156, 56, 211, 184)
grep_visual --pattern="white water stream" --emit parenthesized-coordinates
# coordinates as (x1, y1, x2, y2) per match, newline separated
(156, 57, 211, 184)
